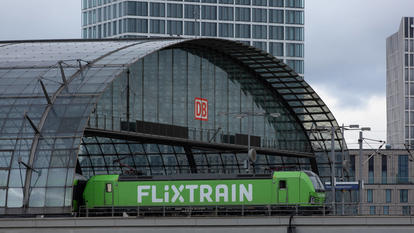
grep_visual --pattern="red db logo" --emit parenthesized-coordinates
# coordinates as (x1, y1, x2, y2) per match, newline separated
(194, 97, 208, 121)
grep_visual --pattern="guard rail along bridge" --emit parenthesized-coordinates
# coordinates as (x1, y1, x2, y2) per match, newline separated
(1, 215, 414, 233)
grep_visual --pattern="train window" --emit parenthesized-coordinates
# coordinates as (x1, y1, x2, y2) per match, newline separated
(279, 180, 286, 189)
(106, 183, 112, 192)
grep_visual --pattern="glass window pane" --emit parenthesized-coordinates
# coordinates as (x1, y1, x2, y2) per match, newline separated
(269, 42, 284, 57)
(285, 10, 304, 24)
(235, 24, 250, 38)
(167, 3, 183, 18)
(185, 5, 200, 19)
(235, 7, 250, 22)
(167, 20, 183, 35)
(7, 188, 23, 207)
(50, 150, 70, 167)
(386, 189, 392, 203)
(219, 23, 234, 37)
(150, 2, 165, 17)
(202, 22, 217, 36)
(286, 26, 304, 41)
(202, 6, 217, 20)
(65, 187, 73, 207)
(269, 9, 284, 23)
(285, 0, 304, 8)
(0, 189, 6, 207)
(269, 26, 284, 40)
(9, 169, 25, 187)
(0, 170, 8, 186)
(252, 8, 266, 22)
(269, 0, 284, 7)
(150, 20, 166, 34)
(45, 187, 65, 207)
(219, 6, 233, 21)
(252, 25, 267, 39)
(367, 189, 373, 203)
(29, 188, 46, 207)
(286, 43, 304, 57)
(0, 151, 12, 167)
(163, 154, 177, 166)
(47, 168, 68, 186)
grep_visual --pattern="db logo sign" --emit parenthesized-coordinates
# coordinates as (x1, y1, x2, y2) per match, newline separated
(194, 97, 208, 121)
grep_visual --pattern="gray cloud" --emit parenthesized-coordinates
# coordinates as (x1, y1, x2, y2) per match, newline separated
(0, 0, 80, 40)
(305, 0, 414, 107)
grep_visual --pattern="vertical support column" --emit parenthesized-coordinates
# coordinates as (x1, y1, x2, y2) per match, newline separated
(330, 126, 336, 215)
(341, 124, 345, 215)
(126, 69, 130, 130)
(358, 131, 363, 215)
(22, 113, 41, 209)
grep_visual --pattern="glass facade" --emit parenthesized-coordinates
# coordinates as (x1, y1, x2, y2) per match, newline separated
(81, 0, 306, 75)
(0, 38, 342, 215)
(78, 136, 312, 178)
(89, 47, 309, 151)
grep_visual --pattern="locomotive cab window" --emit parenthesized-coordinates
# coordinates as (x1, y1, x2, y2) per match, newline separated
(279, 180, 286, 189)
(106, 183, 112, 192)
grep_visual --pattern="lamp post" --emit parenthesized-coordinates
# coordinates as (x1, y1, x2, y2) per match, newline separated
(358, 127, 371, 215)
(340, 124, 359, 215)
(330, 126, 336, 215)
(315, 125, 337, 214)
(316, 124, 368, 215)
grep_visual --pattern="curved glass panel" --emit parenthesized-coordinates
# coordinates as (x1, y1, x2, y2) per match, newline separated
(91, 47, 310, 152)
(78, 136, 313, 178)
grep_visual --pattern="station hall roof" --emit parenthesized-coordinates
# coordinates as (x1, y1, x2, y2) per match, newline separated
(0, 38, 343, 154)
(0, 38, 344, 213)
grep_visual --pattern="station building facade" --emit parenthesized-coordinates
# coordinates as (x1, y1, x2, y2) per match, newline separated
(0, 38, 343, 215)
(349, 149, 414, 216)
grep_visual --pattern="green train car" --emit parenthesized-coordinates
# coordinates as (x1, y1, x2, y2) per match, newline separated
(74, 171, 325, 214)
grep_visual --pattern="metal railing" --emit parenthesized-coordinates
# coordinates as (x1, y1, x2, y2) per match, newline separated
(75, 202, 414, 217)
(77, 203, 329, 218)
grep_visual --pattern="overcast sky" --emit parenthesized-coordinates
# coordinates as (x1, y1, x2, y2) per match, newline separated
(1, 0, 413, 148)
(305, 0, 414, 148)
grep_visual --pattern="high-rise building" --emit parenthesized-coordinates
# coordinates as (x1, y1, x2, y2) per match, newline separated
(81, 0, 305, 75)
(387, 17, 414, 149)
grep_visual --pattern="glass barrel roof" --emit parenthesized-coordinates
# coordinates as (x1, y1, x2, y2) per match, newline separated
(0, 38, 344, 214)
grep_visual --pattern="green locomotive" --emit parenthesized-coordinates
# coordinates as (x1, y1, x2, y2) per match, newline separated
(73, 171, 326, 215)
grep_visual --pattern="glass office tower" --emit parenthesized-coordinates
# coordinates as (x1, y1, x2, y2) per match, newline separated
(387, 17, 414, 149)
(81, 0, 305, 75)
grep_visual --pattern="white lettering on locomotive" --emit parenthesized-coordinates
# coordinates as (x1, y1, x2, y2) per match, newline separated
(171, 185, 185, 203)
(137, 185, 150, 203)
(137, 184, 253, 204)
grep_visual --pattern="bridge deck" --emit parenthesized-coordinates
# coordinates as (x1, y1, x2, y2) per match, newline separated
(1, 216, 414, 233)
